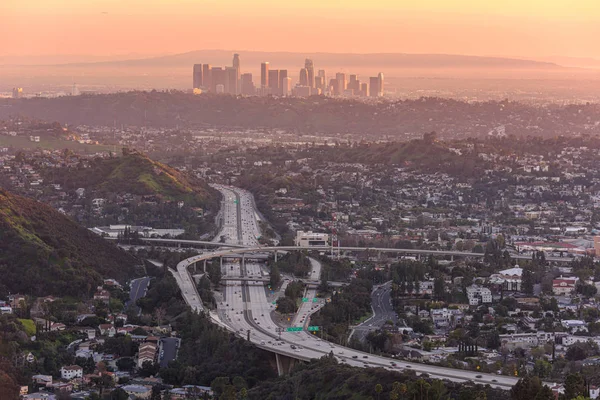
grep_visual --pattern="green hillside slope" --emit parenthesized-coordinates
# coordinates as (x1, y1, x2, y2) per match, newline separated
(0, 189, 141, 297)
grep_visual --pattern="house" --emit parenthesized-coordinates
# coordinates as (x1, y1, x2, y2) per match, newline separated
(99, 324, 116, 337)
(466, 285, 492, 305)
(93, 289, 110, 302)
(60, 365, 83, 380)
(32, 375, 53, 386)
(122, 384, 153, 399)
(553, 276, 579, 295)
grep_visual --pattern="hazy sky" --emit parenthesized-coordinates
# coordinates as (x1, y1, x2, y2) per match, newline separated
(2, 0, 600, 58)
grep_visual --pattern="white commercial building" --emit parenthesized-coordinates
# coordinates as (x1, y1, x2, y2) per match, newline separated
(294, 231, 329, 247)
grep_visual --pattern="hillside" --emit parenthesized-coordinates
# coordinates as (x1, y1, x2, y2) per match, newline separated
(315, 135, 488, 177)
(0, 189, 141, 297)
(51, 149, 219, 209)
(4, 93, 600, 138)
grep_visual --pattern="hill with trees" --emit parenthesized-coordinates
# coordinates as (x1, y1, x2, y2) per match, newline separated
(3, 92, 600, 138)
(0, 189, 141, 297)
(50, 149, 219, 208)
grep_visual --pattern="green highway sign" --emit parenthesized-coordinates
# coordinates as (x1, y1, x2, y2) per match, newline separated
(286, 327, 303, 332)
(312, 298, 318, 303)
(307, 326, 320, 332)
(301, 297, 308, 302)
(272, 301, 276, 305)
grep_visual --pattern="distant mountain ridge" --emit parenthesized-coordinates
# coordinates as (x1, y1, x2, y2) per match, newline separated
(15, 50, 563, 70)
(0, 189, 140, 297)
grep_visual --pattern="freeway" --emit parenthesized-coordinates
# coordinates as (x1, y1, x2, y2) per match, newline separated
(170, 185, 543, 390)
(352, 281, 399, 342)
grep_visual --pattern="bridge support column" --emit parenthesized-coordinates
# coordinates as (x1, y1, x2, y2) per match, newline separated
(450, 255, 454, 262)
(220, 256, 223, 269)
(274, 250, 278, 263)
(242, 254, 245, 272)
(204, 259, 207, 273)
(275, 353, 299, 376)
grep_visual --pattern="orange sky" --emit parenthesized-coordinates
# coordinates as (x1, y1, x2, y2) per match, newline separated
(1, 0, 600, 58)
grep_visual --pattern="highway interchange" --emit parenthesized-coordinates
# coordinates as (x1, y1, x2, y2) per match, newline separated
(171, 185, 550, 390)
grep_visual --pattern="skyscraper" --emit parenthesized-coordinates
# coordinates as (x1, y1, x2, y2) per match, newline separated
(261, 62, 269, 93)
(193, 64, 203, 89)
(369, 73, 384, 97)
(232, 53, 241, 93)
(211, 67, 226, 93)
(335, 73, 346, 95)
(299, 68, 309, 87)
(314, 76, 324, 92)
(278, 70, 288, 96)
(226, 67, 238, 95)
(360, 82, 368, 97)
(202, 64, 212, 91)
(282, 77, 292, 96)
(305, 59, 315, 88)
(348, 74, 360, 92)
(241, 73, 255, 95)
(268, 69, 280, 95)
(369, 76, 378, 97)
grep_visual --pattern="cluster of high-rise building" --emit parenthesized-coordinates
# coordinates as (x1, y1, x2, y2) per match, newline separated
(192, 54, 384, 98)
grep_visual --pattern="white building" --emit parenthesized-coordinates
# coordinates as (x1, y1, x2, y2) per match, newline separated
(466, 285, 492, 305)
(60, 365, 83, 380)
(294, 231, 329, 247)
(553, 276, 579, 295)
(561, 320, 588, 333)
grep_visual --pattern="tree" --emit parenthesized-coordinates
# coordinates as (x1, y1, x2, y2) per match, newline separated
(564, 374, 587, 400)
(522, 268, 534, 296)
(110, 388, 129, 400)
(511, 376, 543, 400)
(140, 360, 158, 377)
(116, 357, 135, 371)
(566, 343, 590, 361)
(433, 277, 444, 300)
(276, 296, 297, 314)
(375, 383, 383, 400)
(269, 264, 281, 288)
(533, 385, 555, 400)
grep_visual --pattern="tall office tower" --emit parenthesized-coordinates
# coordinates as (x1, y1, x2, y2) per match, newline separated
(329, 78, 338, 95)
(260, 62, 269, 93)
(211, 67, 226, 93)
(216, 84, 225, 94)
(226, 67, 238, 95)
(360, 82, 368, 97)
(278, 70, 288, 95)
(232, 53, 241, 92)
(335, 73, 346, 95)
(304, 59, 315, 88)
(202, 64, 212, 91)
(299, 68, 309, 87)
(282, 77, 292, 96)
(377, 72, 384, 96)
(348, 74, 359, 92)
(193, 64, 203, 89)
(268, 69, 280, 95)
(241, 73, 255, 95)
(314, 76, 324, 91)
(369, 76, 379, 97)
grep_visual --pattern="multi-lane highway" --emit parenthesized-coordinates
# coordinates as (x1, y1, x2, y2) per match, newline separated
(171, 185, 538, 390)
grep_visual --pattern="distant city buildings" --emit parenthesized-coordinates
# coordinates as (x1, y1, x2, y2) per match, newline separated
(12, 87, 23, 99)
(190, 53, 384, 98)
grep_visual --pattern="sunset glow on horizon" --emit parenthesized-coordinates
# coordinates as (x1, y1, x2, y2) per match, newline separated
(2, 0, 600, 58)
